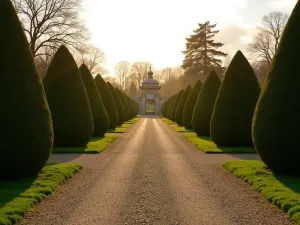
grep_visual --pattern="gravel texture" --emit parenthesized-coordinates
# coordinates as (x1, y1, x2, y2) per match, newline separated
(18, 116, 294, 225)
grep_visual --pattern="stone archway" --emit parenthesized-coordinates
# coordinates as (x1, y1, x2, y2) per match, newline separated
(145, 99, 155, 114)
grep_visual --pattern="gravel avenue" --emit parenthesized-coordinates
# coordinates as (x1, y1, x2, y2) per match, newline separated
(18, 117, 293, 225)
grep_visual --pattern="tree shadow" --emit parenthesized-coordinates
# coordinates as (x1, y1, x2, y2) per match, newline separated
(0, 175, 37, 208)
(274, 173, 300, 195)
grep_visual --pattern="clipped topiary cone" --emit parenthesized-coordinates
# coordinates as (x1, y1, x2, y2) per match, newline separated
(0, 0, 53, 179)
(80, 64, 109, 137)
(44, 46, 94, 146)
(252, 1, 300, 175)
(182, 81, 203, 129)
(210, 50, 260, 146)
(192, 71, 221, 136)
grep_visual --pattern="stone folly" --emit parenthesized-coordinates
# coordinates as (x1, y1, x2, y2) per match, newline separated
(138, 67, 161, 115)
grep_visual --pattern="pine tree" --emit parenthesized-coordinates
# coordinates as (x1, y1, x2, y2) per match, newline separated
(107, 82, 125, 125)
(252, 1, 300, 174)
(175, 86, 192, 125)
(191, 71, 221, 136)
(44, 46, 94, 146)
(182, 81, 203, 129)
(210, 50, 260, 146)
(79, 64, 109, 137)
(0, 0, 53, 179)
(182, 21, 227, 80)
(94, 74, 119, 129)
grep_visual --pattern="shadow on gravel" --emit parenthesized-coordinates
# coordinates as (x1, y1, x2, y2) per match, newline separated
(47, 154, 83, 163)
(226, 154, 261, 160)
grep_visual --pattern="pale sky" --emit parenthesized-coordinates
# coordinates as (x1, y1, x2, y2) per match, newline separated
(82, 0, 297, 76)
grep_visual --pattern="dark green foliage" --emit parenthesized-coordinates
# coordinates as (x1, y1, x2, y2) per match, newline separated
(94, 75, 118, 129)
(252, 2, 300, 175)
(44, 46, 93, 146)
(171, 90, 184, 121)
(210, 50, 260, 146)
(175, 86, 192, 125)
(162, 95, 174, 118)
(192, 71, 221, 136)
(0, 0, 53, 179)
(116, 88, 131, 121)
(165, 95, 176, 119)
(79, 64, 109, 137)
(182, 81, 203, 129)
(107, 82, 125, 125)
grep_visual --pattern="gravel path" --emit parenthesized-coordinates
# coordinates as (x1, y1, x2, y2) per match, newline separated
(18, 116, 294, 225)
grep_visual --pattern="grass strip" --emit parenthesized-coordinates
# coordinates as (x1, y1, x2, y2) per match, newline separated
(108, 116, 141, 133)
(161, 118, 193, 132)
(184, 133, 255, 153)
(223, 160, 300, 223)
(0, 163, 82, 225)
(52, 133, 118, 154)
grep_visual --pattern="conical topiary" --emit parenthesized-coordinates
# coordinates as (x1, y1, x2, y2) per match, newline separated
(171, 90, 184, 121)
(116, 88, 130, 121)
(79, 64, 109, 137)
(0, 0, 53, 179)
(107, 82, 125, 125)
(252, 2, 300, 175)
(166, 95, 176, 119)
(94, 74, 118, 129)
(175, 86, 192, 125)
(44, 46, 93, 146)
(191, 71, 221, 136)
(182, 81, 203, 129)
(210, 50, 260, 146)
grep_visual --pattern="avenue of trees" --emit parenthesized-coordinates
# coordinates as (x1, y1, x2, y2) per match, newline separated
(163, 0, 300, 175)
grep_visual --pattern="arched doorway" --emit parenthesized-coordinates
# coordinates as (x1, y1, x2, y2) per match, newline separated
(145, 99, 155, 114)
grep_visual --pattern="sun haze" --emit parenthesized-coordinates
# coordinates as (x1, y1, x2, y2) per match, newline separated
(82, 0, 296, 76)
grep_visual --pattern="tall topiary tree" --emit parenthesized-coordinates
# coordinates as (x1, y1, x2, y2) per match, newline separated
(44, 46, 93, 146)
(211, 50, 260, 146)
(171, 90, 184, 121)
(116, 88, 130, 121)
(0, 0, 53, 179)
(79, 64, 109, 137)
(252, 2, 300, 174)
(107, 82, 125, 125)
(176, 86, 192, 125)
(182, 81, 203, 129)
(192, 71, 221, 136)
(166, 95, 176, 119)
(94, 74, 119, 129)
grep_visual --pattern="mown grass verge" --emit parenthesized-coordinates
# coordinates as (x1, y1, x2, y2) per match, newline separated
(184, 133, 255, 153)
(52, 133, 118, 154)
(223, 160, 300, 223)
(107, 116, 141, 133)
(0, 163, 82, 225)
(161, 117, 193, 132)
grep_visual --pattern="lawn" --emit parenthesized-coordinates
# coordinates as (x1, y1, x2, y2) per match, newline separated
(223, 160, 300, 223)
(107, 116, 141, 133)
(161, 117, 193, 132)
(184, 133, 256, 153)
(0, 163, 82, 225)
(52, 133, 118, 154)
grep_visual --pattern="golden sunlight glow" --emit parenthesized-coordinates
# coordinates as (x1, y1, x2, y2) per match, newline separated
(82, 0, 296, 75)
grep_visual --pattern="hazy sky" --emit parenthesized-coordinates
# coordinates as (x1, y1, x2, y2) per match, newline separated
(82, 0, 297, 76)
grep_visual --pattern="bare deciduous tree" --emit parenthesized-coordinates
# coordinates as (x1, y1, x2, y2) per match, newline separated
(12, 0, 89, 57)
(248, 11, 289, 65)
(78, 45, 106, 75)
(115, 61, 130, 90)
(130, 61, 151, 89)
